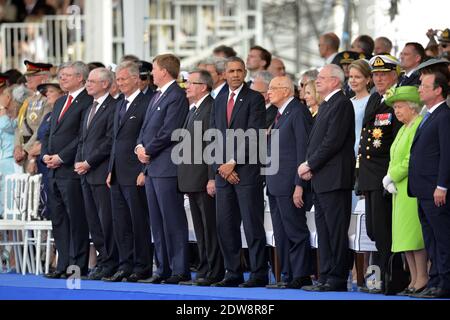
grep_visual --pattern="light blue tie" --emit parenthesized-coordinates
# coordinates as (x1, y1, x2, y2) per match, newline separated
(419, 112, 431, 129)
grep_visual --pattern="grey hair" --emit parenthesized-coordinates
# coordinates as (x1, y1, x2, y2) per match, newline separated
(325, 64, 346, 86)
(91, 68, 114, 90)
(254, 71, 274, 86)
(115, 61, 140, 77)
(203, 57, 228, 75)
(301, 69, 319, 81)
(406, 101, 423, 114)
(190, 69, 214, 92)
(11, 84, 33, 105)
(59, 61, 90, 81)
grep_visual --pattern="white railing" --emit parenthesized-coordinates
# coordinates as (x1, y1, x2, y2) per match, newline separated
(0, 15, 85, 72)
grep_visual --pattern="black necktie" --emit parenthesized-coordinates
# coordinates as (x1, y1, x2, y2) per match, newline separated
(119, 99, 129, 123)
(184, 105, 197, 129)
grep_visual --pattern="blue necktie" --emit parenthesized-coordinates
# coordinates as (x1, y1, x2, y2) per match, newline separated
(119, 99, 128, 123)
(419, 112, 431, 129)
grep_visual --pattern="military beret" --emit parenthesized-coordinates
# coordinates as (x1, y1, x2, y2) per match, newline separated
(24, 60, 53, 76)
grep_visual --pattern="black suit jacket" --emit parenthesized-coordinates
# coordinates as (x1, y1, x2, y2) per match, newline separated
(266, 98, 312, 196)
(397, 71, 421, 87)
(358, 92, 402, 191)
(408, 103, 450, 199)
(210, 83, 266, 187)
(42, 90, 92, 179)
(76, 95, 116, 185)
(177, 95, 215, 193)
(108, 93, 150, 186)
(266, 105, 278, 129)
(306, 91, 355, 193)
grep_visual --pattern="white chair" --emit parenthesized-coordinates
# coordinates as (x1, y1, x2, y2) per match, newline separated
(22, 174, 53, 275)
(0, 173, 30, 273)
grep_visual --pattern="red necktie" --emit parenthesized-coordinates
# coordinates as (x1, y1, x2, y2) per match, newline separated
(58, 95, 73, 122)
(275, 112, 281, 124)
(227, 92, 235, 126)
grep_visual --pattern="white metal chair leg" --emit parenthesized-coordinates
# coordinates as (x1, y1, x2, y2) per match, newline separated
(45, 230, 51, 274)
(22, 230, 29, 275)
(35, 230, 42, 275)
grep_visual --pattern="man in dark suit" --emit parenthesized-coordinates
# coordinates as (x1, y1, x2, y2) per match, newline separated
(398, 43, 425, 87)
(177, 70, 224, 286)
(74, 68, 118, 280)
(138, 60, 156, 96)
(42, 61, 92, 278)
(265, 76, 313, 289)
(200, 57, 229, 100)
(210, 57, 268, 288)
(299, 64, 355, 292)
(409, 72, 450, 299)
(135, 54, 190, 284)
(104, 61, 153, 283)
(358, 55, 402, 293)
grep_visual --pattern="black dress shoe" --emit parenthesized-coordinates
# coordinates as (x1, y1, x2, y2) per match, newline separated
(287, 277, 313, 289)
(44, 270, 67, 279)
(138, 275, 168, 284)
(418, 287, 450, 299)
(239, 278, 268, 288)
(410, 286, 436, 298)
(162, 274, 191, 285)
(396, 287, 415, 296)
(302, 283, 323, 291)
(127, 271, 152, 283)
(102, 270, 130, 282)
(310, 283, 347, 292)
(193, 278, 218, 287)
(266, 282, 289, 289)
(87, 267, 104, 281)
(211, 277, 244, 287)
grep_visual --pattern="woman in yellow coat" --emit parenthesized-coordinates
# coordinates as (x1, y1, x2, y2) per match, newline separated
(383, 86, 428, 295)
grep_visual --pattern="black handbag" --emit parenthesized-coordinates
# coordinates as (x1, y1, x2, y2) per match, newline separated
(384, 253, 410, 295)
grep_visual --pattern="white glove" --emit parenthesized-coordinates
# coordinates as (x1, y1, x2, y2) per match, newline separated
(382, 175, 393, 189)
(386, 182, 397, 194)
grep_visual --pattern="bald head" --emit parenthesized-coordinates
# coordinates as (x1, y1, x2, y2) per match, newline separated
(268, 76, 295, 107)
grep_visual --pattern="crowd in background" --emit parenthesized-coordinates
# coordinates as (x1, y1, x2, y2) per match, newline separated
(0, 26, 450, 298)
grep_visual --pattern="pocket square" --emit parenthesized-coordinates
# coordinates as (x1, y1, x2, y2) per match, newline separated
(157, 107, 161, 111)
(129, 116, 136, 120)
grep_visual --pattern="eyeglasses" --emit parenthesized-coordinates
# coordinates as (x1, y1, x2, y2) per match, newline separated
(268, 86, 288, 91)
(186, 81, 205, 86)
(419, 84, 435, 90)
(86, 79, 103, 84)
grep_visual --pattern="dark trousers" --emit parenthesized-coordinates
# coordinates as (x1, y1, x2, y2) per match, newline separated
(110, 184, 152, 274)
(47, 178, 89, 275)
(418, 199, 450, 291)
(269, 193, 312, 280)
(216, 182, 268, 281)
(81, 179, 118, 272)
(188, 191, 224, 281)
(314, 189, 352, 286)
(365, 190, 392, 282)
(145, 176, 189, 277)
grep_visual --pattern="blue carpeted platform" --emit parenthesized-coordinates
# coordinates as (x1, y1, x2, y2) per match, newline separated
(0, 274, 437, 300)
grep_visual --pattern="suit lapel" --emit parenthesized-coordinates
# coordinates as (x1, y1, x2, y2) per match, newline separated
(118, 94, 143, 131)
(412, 103, 446, 145)
(229, 86, 248, 127)
(273, 102, 293, 130)
(84, 95, 112, 137)
(55, 91, 86, 132)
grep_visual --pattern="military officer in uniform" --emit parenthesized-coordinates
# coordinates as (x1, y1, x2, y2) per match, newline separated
(357, 55, 403, 293)
(14, 60, 53, 166)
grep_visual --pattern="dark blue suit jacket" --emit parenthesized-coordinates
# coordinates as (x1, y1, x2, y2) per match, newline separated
(137, 81, 189, 178)
(41, 90, 92, 179)
(306, 91, 355, 194)
(408, 102, 450, 199)
(76, 95, 116, 185)
(210, 83, 266, 187)
(266, 98, 312, 196)
(108, 92, 150, 186)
